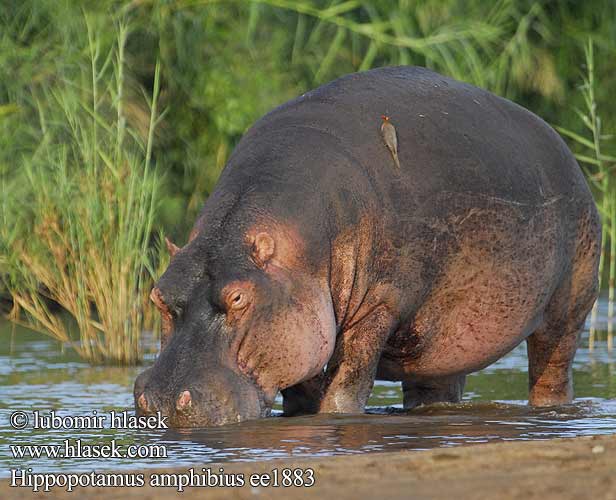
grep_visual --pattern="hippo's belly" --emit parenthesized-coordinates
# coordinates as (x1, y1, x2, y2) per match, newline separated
(380, 289, 546, 380)
(378, 202, 566, 380)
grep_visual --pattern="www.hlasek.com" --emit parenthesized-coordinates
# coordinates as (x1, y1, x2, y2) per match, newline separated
(8, 410, 316, 492)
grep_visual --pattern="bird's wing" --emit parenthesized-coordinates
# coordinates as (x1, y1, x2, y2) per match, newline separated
(390, 126, 398, 152)
(386, 123, 398, 152)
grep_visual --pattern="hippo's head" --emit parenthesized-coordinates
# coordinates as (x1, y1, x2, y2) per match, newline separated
(134, 214, 336, 427)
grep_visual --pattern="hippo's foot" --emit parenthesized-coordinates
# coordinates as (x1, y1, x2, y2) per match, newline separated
(402, 374, 466, 409)
(527, 335, 575, 407)
(527, 322, 577, 407)
(528, 379, 573, 407)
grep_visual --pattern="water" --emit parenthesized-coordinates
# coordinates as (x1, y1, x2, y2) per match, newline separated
(2, 298, 616, 477)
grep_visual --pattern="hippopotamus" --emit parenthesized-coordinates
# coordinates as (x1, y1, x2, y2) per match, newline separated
(134, 66, 600, 427)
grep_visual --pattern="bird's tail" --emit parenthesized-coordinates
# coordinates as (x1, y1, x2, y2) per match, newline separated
(393, 152, 401, 169)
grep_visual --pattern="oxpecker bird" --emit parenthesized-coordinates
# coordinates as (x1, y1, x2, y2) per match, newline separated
(380, 115, 401, 169)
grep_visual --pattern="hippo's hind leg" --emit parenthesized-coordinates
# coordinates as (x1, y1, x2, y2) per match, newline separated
(526, 290, 595, 406)
(527, 299, 591, 406)
(402, 374, 466, 409)
(527, 210, 600, 407)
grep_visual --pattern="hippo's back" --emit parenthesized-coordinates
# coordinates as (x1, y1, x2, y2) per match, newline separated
(227, 66, 592, 218)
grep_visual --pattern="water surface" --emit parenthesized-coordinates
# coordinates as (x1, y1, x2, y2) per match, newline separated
(2, 297, 616, 476)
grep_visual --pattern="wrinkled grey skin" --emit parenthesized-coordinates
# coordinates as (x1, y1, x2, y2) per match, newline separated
(134, 66, 600, 427)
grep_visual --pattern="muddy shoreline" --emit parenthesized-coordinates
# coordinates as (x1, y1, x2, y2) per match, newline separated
(3, 434, 616, 499)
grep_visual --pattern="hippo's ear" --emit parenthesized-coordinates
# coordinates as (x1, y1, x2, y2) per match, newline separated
(251, 232, 275, 268)
(165, 237, 181, 258)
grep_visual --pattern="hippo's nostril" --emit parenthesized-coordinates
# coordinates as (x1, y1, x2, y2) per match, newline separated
(137, 393, 149, 413)
(176, 390, 192, 411)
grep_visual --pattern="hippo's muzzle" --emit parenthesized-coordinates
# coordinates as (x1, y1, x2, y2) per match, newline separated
(134, 362, 264, 427)
(133, 312, 266, 427)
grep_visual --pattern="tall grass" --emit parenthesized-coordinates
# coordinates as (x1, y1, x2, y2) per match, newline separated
(557, 40, 616, 350)
(163, 0, 556, 95)
(1, 1, 615, 363)
(0, 20, 162, 365)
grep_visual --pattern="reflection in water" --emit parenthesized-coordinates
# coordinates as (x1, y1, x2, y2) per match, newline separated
(162, 400, 616, 463)
(1, 297, 616, 475)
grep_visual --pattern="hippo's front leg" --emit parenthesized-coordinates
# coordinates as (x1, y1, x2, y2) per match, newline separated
(316, 305, 396, 413)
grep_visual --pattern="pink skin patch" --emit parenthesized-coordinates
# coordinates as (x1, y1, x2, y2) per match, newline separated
(176, 390, 192, 411)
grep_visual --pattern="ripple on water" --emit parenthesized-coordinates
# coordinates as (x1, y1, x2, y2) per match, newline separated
(2, 309, 616, 476)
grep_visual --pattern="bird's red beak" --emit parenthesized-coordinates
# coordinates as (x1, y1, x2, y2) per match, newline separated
(381, 115, 389, 121)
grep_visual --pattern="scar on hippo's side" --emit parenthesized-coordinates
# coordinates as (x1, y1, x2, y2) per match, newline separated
(380, 115, 401, 169)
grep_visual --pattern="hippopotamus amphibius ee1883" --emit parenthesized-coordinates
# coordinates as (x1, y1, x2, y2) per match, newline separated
(134, 66, 600, 427)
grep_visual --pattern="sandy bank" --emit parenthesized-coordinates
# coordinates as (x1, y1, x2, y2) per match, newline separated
(3, 434, 615, 499)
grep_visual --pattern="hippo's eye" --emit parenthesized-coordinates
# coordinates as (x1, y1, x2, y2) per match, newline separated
(227, 290, 248, 311)
(221, 281, 254, 313)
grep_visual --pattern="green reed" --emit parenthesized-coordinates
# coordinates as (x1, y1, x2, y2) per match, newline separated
(557, 40, 616, 350)
(0, 20, 162, 365)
